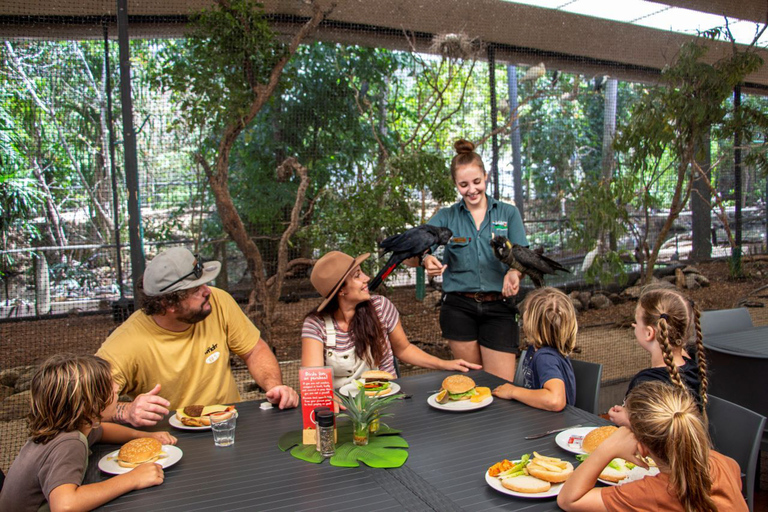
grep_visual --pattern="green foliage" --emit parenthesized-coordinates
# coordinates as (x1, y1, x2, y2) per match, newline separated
(155, 0, 285, 132)
(278, 421, 409, 468)
(612, 40, 765, 279)
(567, 178, 633, 250)
(583, 251, 629, 286)
(335, 388, 403, 426)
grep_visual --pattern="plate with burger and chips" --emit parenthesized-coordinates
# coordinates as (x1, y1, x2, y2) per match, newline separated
(99, 437, 183, 475)
(169, 404, 237, 430)
(338, 370, 401, 398)
(560, 426, 660, 486)
(427, 375, 492, 411)
(486, 452, 574, 498)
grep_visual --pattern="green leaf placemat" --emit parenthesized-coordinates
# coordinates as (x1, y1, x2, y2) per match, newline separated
(278, 421, 409, 468)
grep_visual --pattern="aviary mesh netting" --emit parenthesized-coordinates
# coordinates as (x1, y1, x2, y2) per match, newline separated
(2, 0, 768, 476)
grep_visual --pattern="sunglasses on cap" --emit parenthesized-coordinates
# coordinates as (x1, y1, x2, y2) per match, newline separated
(159, 254, 204, 293)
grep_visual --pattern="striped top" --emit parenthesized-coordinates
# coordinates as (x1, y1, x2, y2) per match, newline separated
(302, 295, 399, 375)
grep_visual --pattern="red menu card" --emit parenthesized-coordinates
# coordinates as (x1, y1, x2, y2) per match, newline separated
(299, 366, 335, 444)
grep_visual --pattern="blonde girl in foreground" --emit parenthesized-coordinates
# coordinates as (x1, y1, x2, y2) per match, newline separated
(558, 381, 746, 511)
(0, 354, 176, 512)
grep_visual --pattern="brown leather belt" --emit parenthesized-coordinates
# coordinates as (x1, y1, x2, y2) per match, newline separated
(453, 291, 504, 303)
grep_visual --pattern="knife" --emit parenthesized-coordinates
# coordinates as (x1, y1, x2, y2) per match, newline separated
(525, 424, 583, 440)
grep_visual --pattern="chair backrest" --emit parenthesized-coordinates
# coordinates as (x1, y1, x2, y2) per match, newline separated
(701, 308, 753, 338)
(706, 347, 768, 454)
(513, 354, 525, 386)
(708, 395, 766, 512)
(571, 359, 603, 415)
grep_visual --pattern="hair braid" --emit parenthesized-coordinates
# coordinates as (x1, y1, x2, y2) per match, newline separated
(657, 320, 685, 391)
(692, 303, 709, 414)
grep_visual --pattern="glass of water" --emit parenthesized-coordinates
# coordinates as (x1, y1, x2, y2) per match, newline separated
(210, 410, 238, 447)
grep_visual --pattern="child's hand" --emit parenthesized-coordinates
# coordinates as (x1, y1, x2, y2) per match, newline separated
(596, 426, 648, 469)
(492, 383, 516, 400)
(149, 431, 177, 445)
(129, 462, 165, 490)
(608, 405, 630, 427)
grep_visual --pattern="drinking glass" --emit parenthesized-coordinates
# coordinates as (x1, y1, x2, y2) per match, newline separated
(210, 410, 238, 447)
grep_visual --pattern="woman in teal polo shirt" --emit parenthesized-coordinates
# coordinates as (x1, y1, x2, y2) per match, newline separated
(422, 139, 528, 382)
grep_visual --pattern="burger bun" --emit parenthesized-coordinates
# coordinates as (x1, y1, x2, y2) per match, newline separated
(501, 475, 551, 493)
(361, 370, 395, 381)
(441, 374, 476, 395)
(582, 426, 618, 453)
(599, 462, 630, 483)
(116, 438, 164, 468)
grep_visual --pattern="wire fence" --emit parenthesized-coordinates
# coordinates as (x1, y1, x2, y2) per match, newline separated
(2, 5, 768, 477)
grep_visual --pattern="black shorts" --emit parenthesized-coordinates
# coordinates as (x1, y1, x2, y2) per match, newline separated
(439, 293, 520, 354)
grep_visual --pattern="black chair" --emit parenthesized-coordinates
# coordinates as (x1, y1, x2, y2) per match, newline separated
(701, 307, 753, 338)
(571, 359, 603, 415)
(706, 346, 768, 452)
(708, 395, 766, 512)
(512, 354, 525, 386)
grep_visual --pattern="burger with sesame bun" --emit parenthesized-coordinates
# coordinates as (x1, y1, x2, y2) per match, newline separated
(360, 370, 396, 396)
(437, 374, 478, 403)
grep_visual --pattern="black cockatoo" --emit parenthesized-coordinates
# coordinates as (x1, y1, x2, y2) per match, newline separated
(490, 235, 569, 288)
(369, 225, 453, 292)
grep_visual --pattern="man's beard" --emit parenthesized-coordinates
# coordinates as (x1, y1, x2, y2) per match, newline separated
(177, 303, 212, 324)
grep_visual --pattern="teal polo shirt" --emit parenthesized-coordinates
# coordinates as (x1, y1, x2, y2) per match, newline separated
(427, 195, 528, 293)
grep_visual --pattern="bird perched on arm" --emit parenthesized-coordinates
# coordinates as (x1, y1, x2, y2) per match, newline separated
(490, 235, 569, 288)
(369, 225, 453, 292)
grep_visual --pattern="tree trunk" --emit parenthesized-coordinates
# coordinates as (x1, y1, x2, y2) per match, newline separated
(644, 145, 694, 283)
(690, 131, 712, 261)
(199, 3, 330, 341)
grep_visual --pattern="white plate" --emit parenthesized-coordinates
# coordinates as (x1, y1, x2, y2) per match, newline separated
(98, 445, 183, 475)
(485, 470, 563, 499)
(338, 381, 401, 397)
(169, 414, 211, 431)
(427, 392, 492, 411)
(555, 426, 599, 454)
(598, 465, 660, 486)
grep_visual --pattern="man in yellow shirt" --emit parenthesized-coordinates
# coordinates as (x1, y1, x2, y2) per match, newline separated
(97, 247, 299, 427)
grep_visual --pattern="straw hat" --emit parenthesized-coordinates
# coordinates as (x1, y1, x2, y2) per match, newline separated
(311, 251, 370, 312)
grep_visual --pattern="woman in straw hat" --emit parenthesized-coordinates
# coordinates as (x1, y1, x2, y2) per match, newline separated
(302, 251, 480, 389)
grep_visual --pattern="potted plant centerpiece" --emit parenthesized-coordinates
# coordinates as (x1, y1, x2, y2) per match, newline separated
(336, 388, 402, 446)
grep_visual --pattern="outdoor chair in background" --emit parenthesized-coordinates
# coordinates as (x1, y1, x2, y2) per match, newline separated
(571, 359, 603, 415)
(706, 346, 768, 453)
(511, 357, 603, 415)
(707, 395, 766, 512)
(701, 307, 753, 338)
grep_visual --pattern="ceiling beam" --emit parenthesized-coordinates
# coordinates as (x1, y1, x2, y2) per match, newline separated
(2, 0, 766, 94)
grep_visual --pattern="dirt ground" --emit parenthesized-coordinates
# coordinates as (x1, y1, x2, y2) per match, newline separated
(3, 258, 768, 370)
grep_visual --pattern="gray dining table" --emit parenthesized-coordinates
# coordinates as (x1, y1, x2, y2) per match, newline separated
(85, 370, 610, 511)
(703, 325, 768, 359)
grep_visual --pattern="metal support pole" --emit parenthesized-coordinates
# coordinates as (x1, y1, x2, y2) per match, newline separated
(733, 86, 743, 273)
(103, 21, 125, 299)
(506, 65, 524, 220)
(117, 0, 145, 301)
(487, 45, 499, 200)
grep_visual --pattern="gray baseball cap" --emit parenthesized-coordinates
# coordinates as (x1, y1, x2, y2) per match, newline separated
(143, 247, 221, 296)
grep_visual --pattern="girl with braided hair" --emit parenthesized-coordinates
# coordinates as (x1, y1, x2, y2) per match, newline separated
(559, 381, 746, 511)
(608, 287, 709, 427)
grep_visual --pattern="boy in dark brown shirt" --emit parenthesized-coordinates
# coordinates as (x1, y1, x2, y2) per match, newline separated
(0, 355, 176, 511)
